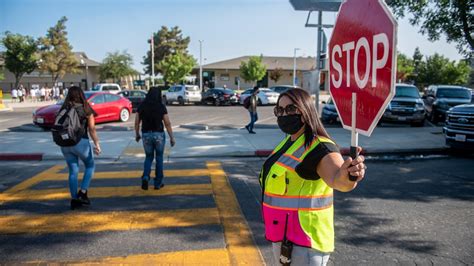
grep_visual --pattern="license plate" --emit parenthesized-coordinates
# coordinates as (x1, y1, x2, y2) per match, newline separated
(37, 118, 44, 124)
(398, 117, 407, 121)
(455, 134, 466, 142)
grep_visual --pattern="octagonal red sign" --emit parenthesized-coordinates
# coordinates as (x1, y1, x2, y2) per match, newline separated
(329, 0, 397, 136)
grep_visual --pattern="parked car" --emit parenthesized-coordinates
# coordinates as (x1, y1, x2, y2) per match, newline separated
(321, 97, 340, 124)
(443, 104, 474, 151)
(91, 83, 122, 94)
(163, 85, 201, 105)
(118, 90, 147, 112)
(239, 88, 279, 105)
(269, 85, 300, 94)
(201, 88, 239, 106)
(423, 85, 471, 124)
(33, 92, 132, 128)
(382, 84, 426, 127)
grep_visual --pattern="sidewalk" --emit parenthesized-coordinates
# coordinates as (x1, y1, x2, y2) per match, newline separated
(0, 126, 448, 161)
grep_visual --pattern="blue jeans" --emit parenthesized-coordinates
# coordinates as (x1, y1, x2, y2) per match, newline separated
(247, 111, 258, 131)
(61, 138, 95, 199)
(142, 131, 166, 187)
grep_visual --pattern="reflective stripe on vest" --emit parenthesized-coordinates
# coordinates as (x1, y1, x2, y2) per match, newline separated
(264, 192, 333, 211)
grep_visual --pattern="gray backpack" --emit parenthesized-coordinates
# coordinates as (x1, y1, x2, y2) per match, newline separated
(52, 106, 86, 147)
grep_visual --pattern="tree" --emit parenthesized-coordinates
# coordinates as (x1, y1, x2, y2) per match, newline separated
(159, 51, 196, 84)
(397, 52, 415, 82)
(416, 53, 470, 86)
(239, 55, 267, 85)
(1, 32, 38, 89)
(387, 0, 473, 56)
(99, 51, 136, 83)
(269, 67, 283, 83)
(38, 16, 80, 85)
(142, 26, 191, 75)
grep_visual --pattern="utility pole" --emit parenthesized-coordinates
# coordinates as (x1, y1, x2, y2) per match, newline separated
(151, 33, 155, 86)
(199, 40, 203, 91)
(315, 11, 322, 112)
(293, 48, 300, 86)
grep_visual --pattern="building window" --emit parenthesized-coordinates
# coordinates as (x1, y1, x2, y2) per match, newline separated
(220, 74, 230, 81)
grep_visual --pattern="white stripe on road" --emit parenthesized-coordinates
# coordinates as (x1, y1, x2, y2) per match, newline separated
(0, 118, 15, 123)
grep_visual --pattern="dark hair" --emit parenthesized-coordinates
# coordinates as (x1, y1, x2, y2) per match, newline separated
(277, 88, 331, 147)
(253, 86, 259, 92)
(143, 86, 163, 105)
(61, 86, 94, 116)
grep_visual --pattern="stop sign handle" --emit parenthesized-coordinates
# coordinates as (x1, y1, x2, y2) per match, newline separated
(349, 93, 359, 182)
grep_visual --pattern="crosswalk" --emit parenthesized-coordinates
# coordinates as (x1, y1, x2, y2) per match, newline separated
(0, 162, 264, 264)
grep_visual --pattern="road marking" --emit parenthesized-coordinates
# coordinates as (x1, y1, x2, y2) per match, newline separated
(0, 184, 212, 203)
(0, 118, 15, 123)
(2, 165, 63, 195)
(45, 169, 211, 181)
(25, 249, 231, 265)
(207, 161, 264, 265)
(0, 207, 219, 234)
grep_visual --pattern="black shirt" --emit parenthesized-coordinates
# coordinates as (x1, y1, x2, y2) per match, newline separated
(138, 103, 168, 132)
(262, 137, 340, 181)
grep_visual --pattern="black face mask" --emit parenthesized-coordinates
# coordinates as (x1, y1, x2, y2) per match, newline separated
(277, 114, 304, 135)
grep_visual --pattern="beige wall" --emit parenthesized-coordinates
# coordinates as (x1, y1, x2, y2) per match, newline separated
(211, 69, 304, 90)
(0, 66, 99, 91)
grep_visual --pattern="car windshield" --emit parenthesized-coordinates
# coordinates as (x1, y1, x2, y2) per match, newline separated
(185, 86, 199, 91)
(437, 88, 470, 99)
(216, 89, 234, 94)
(92, 85, 101, 91)
(395, 86, 420, 98)
(55, 92, 94, 105)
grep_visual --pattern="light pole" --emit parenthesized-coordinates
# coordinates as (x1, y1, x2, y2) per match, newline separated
(80, 55, 88, 90)
(199, 40, 203, 91)
(293, 48, 300, 86)
(150, 34, 155, 86)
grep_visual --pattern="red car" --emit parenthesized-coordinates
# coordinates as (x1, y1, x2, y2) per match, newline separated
(33, 92, 132, 128)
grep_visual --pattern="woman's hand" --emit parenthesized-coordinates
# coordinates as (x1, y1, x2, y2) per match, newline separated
(135, 134, 141, 142)
(94, 144, 101, 156)
(338, 147, 366, 183)
(170, 136, 176, 147)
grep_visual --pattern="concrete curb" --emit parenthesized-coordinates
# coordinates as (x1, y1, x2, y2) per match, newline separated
(0, 153, 43, 161)
(179, 124, 209, 130)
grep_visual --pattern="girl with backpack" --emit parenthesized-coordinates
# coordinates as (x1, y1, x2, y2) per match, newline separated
(58, 86, 101, 209)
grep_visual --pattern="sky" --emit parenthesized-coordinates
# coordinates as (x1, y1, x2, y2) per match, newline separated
(0, 0, 465, 72)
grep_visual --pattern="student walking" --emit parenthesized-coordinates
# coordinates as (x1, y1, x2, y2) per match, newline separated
(55, 86, 101, 210)
(11, 88, 18, 102)
(134, 87, 175, 190)
(245, 86, 259, 134)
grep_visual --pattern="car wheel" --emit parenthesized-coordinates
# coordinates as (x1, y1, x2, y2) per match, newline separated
(178, 97, 185, 106)
(119, 108, 130, 122)
(214, 98, 221, 106)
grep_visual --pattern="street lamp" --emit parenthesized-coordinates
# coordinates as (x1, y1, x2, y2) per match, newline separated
(80, 54, 88, 90)
(293, 48, 300, 86)
(148, 34, 155, 86)
(199, 40, 203, 91)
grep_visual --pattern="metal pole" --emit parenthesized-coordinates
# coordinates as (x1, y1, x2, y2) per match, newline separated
(199, 40, 203, 91)
(293, 49, 297, 86)
(315, 11, 322, 113)
(151, 34, 155, 86)
(85, 62, 89, 90)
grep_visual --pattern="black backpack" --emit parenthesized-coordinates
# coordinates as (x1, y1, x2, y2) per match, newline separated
(52, 106, 86, 147)
(243, 96, 251, 109)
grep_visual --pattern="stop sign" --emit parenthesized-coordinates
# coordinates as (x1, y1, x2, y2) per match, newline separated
(329, 0, 397, 136)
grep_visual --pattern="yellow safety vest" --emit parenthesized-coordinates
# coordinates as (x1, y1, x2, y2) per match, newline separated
(259, 134, 335, 253)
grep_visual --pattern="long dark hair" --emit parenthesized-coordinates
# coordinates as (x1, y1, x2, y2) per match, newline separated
(61, 86, 94, 116)
(143, 86, 163, 106)
(277, 88, 331, 147)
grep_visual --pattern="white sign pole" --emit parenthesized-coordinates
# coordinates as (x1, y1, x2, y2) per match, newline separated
(350, 92, 359, 181)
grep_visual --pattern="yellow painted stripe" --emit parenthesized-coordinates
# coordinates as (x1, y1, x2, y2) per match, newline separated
(207, 161, 264, 265)
(45, 168, 210, 181)
(2, 165, 64, 194)
(0, 184, 212, 203)
(0, 208, 219, 234)
(24, 248, 230, 265)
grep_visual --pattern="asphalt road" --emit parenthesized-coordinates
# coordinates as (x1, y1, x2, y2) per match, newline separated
(0, 156, 472, 265)
(0, 104, 436, 132)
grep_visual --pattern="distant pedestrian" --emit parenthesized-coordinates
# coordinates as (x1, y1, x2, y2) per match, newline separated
(40, 86, 46, 101)
(58, 86, 101, 210)
(245, 86, 259, 134)
(134, 87, 175, 190)
(11, 88, 18, 102)
(17, 86, 24, 103)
